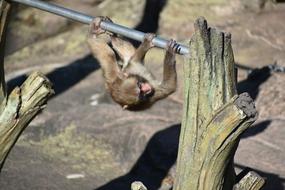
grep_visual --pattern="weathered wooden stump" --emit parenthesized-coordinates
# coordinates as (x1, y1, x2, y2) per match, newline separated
(172, 17, 264, 190)
(0, 1, 54, 170)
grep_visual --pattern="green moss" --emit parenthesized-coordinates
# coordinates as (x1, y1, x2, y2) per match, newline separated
(20, 124, 121, 175)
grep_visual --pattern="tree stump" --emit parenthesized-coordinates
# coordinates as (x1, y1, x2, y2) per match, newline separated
(0, 1, 54, 170)
(172, 17, 264, 190)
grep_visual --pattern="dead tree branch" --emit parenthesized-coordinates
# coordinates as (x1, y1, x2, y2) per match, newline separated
(0, 1, 54, 170)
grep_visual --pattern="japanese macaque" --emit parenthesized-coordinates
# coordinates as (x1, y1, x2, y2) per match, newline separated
(87, 17, 177, 110)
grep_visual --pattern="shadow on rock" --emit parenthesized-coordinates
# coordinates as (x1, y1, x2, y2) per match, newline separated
(131, 0, 168, 47)
(235, 163, 285, 190)
(241, 120, 271, 139)
(237, 66, 272, 101)
(7, 54, 100, 97)
(95, 120, 275, 190)
(95, 124, 180, 190)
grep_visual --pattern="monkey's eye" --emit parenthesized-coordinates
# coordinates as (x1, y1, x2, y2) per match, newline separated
(137, 82, 144, 97)
(137, 81, 142, 89)
(137, 82, 145, 98)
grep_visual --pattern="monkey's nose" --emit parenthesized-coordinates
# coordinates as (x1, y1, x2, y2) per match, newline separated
(140, 83, 152, 94)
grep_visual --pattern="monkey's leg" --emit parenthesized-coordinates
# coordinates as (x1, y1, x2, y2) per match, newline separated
(111, 35, 136, 66)
(90, 16, 136, 67)
(88, 38, 120, 83)
(87, 18, 121, 83)
(130, 33, 156, 64)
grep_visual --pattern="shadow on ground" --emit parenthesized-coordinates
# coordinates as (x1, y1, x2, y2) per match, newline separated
(241, 120, 271, 139)
(7, 54, 100, 97)
(131, 0, 168, 47)
(94, 119, 279, 190)
(237, 65, 272, 101)
(95, 124, 180, 190)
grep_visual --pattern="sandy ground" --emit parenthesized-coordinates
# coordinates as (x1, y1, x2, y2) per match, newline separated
(1, 0, 285, 189)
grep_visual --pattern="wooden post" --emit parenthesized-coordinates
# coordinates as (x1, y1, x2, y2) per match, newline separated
(171, 17, 264, 190)
(0, 1, 54, 170)
(0, 0, 10, 106)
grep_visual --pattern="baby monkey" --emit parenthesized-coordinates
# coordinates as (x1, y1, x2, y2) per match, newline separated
(87, 17, 177, 110)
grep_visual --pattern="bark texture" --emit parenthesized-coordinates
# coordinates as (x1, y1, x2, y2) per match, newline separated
(172, 17, 263, 190)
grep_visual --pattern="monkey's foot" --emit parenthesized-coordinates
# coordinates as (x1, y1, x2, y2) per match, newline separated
(167, 39, 180, 54)
(143, 33, 156, 48)
(89, 16, 112, 36)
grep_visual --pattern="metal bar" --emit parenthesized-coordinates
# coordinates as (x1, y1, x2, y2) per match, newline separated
(8, 0, 190, 55)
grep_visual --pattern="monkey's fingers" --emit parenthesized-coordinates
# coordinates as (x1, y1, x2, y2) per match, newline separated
(90, 16, 113, 36)
(103, 16, 113, 23)
(143, 33, 156, 48)
(167, 39, 180, 54)
(89, 18, 105, 36)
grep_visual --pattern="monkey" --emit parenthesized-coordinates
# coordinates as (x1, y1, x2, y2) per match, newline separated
(87, 17, 177, 111)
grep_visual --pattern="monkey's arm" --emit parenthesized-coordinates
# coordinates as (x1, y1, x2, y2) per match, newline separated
(121, 33, 157, 82)
(87, 37, 120, 83)
(130, 33, 155, 64)
(152, 43, 177, 101)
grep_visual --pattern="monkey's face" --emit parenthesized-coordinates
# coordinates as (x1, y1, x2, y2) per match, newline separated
(137, 79, 154, 101)
(125, 75, 154, 101)
(110, 75, 154, 109)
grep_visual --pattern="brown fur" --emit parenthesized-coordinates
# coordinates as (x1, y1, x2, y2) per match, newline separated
(88, 17, 177, 110)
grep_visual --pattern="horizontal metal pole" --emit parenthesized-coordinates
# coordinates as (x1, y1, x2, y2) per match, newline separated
(8, 0, 190, 55)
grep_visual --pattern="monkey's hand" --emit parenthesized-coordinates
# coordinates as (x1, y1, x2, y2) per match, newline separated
(165, 39, 178, 66)
(89, 16, 113, 37)
(142, 33, 156, 49)
(167, 39, 179, 55)
(160, 39, 177, 95)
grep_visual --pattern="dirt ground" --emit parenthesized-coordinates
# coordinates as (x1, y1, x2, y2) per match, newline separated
(1, 0, 285, 189)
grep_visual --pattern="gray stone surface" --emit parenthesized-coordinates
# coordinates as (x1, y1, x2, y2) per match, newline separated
(1, 1, 285, 189)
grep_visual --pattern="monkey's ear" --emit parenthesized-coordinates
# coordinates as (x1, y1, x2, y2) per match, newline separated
(122, 105, 128, 110)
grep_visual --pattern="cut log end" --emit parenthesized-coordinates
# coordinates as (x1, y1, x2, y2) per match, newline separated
(194, 17, 208, 31)
(131, 181, 148, 190)
(234, 169, 265, 190)
(234, 93, 258, 121)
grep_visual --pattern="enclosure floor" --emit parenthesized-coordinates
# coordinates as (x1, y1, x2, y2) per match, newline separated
(1, 1, 285, 190)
